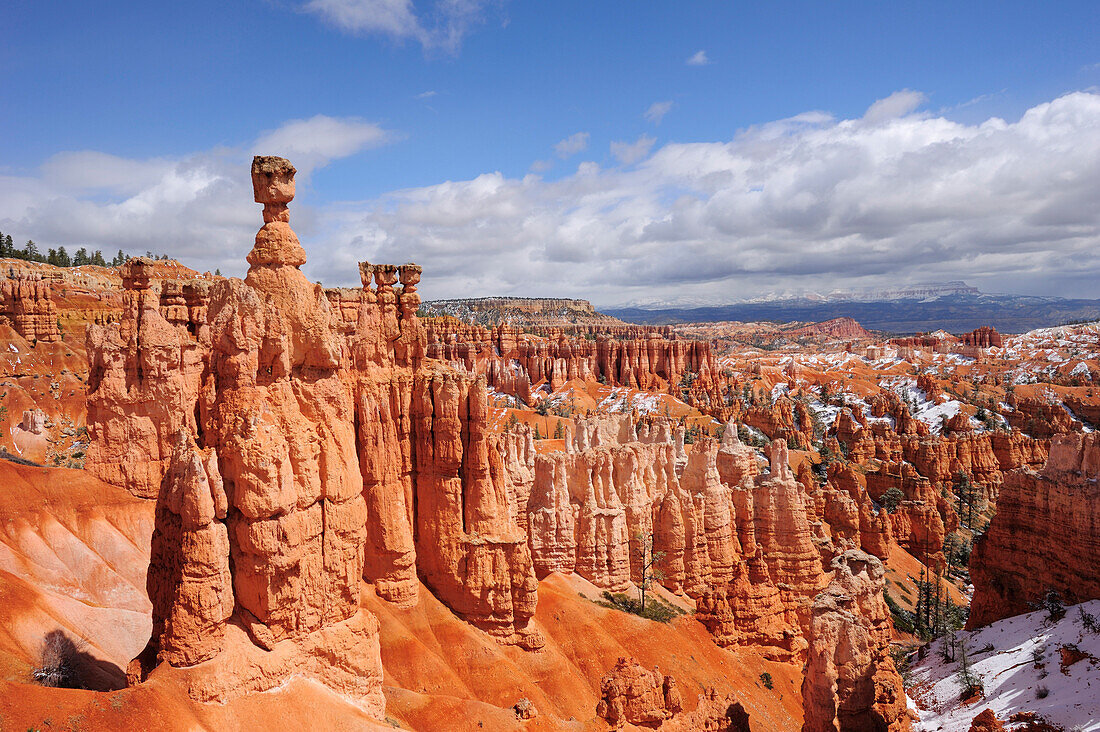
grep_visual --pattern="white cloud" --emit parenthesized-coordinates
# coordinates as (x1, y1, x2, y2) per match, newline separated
(554, 132, 590, 158)
(417, 90, 437, 98)
(0, 152, 253, 276)
(304, 0, 497, 52)
(645, 101, 673, 125)
(862, 89, 927, 124)
(252, 115, 395, 175)
(0, 116, 398, 278)
(308, 91, 1100, 304)
(610, 135, 655, 165)
(529, 159, 553, 173)
(686, 50, 709, 66)
(5, 91, 1100, 308)
(40, 151, 174, 196)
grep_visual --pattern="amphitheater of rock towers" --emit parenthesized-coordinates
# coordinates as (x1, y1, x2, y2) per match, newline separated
(3, 9, 1100, 729)
(0, 150, 1094, 730)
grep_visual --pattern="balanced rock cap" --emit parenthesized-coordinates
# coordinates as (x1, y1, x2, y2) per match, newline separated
(251, 156, 296, 205)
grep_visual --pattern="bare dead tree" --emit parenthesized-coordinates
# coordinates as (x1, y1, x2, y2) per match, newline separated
(636, 531, 665, 612)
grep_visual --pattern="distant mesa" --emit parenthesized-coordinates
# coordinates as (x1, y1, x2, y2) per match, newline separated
(420, 296, 626, 327)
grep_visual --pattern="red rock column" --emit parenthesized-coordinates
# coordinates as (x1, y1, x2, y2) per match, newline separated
(85, 257, 206, 498)
(147, 431, 233, 666)
(206, 156, 367, 648)
(801, 550, 910, 732)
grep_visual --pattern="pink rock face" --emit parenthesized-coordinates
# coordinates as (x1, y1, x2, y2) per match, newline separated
(968, 432, 1100, 629)
(251, 155, 296, 205)
(206, 213, 365, 648)
(248, 157, 307, 268)
(717, 418, 760, 486)
(425, 318, 718, 401)
(411, 369, 543, 649)
(356, 373, 418, 605)
(743, 397, 815, 450)
(801, 550, 911, 732)
(595, 657, 682, 728)
(752, 440, 828, 635)
(696, 544, 807, 661)
(1, 272, 60, 343)
(526, 424, 821, 660)
(865, 460, 950, 570)
(595, 657, 754, 731)
(961, 326, 1004, 349)
(86, 258, 206, 499)
(527, 421, 734, 597)
(968, 708, 1006, 732)
(159, 279, 211, 339)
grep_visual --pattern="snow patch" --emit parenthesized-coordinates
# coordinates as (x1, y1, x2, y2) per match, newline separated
(908, 600, 1100, 732)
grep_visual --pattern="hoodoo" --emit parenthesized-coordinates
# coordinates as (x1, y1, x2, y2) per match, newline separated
(112, 156, 386, 714)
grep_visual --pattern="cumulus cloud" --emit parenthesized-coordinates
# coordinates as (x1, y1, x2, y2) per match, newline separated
(0, 151, 254, 276)
(253, 115, 395, 175)
(644, 101, 673, 125)
(4, 91, 1100, 307)
(309, 90, 1100, 304)
(0, 115, 398, 278)
(610, 135, 655, 165)
(304, 0, 498, 52)
(40, 151, 175, 196)
(554, 132, 590, 158)
(686, 50, 709, 66)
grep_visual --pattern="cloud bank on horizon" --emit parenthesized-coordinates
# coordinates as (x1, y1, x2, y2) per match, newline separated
(1, 90, 1099, 306)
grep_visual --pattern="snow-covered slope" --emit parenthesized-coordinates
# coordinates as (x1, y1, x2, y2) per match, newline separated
(908, 600, 1100, 731)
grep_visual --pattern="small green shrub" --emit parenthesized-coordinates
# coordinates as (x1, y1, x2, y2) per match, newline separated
(759, 672, 773, 690)
(596, 591, 685, 624)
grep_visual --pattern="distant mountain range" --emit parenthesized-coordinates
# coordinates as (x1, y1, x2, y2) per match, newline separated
(605, 283, 1100, 334)
(614, 281, 982, 309)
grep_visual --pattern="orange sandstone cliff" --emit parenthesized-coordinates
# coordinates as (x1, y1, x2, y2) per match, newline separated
(967, 432, 1100, 628)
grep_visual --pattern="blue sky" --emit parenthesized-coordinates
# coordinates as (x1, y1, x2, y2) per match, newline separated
(2, 1, 1100, 305)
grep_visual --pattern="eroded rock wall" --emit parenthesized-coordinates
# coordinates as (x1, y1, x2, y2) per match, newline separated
(967, 432, 1100, 628)
(426, 318, 717, 398)
(1, 272, 60, 343)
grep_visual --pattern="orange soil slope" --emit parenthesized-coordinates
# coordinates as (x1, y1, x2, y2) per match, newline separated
(0, 460, 152, 688)
(369, 573, 804, 730)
